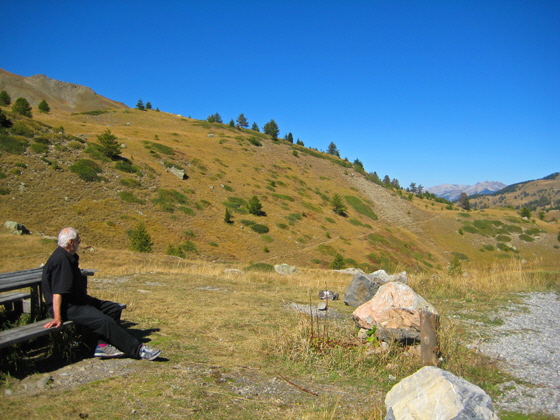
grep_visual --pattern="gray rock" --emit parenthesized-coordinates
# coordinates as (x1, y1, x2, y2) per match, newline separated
(318, 290, 339, 300)
(385, 366, 499, 420)
(343, 273, 381, 307)
(168, 166, 188, 180)
(4, 221, 30, 235)
(274, 264, 297, 275)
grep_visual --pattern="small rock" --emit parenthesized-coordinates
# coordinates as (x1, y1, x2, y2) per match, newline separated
(317, 301, 328, 311)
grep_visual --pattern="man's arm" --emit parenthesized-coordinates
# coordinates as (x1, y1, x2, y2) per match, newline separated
(44, 294, 63, 328)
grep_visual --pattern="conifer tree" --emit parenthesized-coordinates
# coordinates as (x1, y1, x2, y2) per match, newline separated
(247, 195, 265, 216)
(457, 192, 470, 211)
(128, 223, 153, 253)
(331, 193, 347, 216)
(251, 122, 259, 132)
(329, 253, 346, 269)
(327, 142, 340, 157)
(263, 119, 279, 140)
(236, 113, 249, 128)
(11, 97, 32, 117)
(136, 99, 145, 110)
(97, 128, 121, 158)
(0, 90, 11, 106)
(38, 99, 50, 113)
(224, 208, 233, 224)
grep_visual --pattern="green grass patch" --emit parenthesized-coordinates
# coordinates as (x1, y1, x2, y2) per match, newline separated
(518, 234, 534, 242)
(345, 195, 378, 221)
(118, 191, 146, 204)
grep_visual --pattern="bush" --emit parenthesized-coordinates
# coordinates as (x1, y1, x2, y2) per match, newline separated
(518, 234, 535, 242)
(70, 159, 103, 182)
(250, 223, 270, 234)
(120, 178, 142, 188)
(329, 253, 346, 269)
(118, 191, 145, 204)
(10, 121, 34, 137)
(180, 241, 198, 253)
(0, 133, 28, 154)
(128, 223, 153, 253)
(115, 160, 142, 175)
(30, 142, 48, 154)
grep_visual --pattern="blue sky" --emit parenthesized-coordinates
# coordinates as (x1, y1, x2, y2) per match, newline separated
(2, 0, 559, 188)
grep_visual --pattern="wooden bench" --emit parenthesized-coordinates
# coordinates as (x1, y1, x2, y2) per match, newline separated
(0, 267, 100, 349)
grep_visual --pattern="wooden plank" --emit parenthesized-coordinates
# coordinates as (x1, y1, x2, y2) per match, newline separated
(0, 292, 32, 305)
(0, 319, 74, 349)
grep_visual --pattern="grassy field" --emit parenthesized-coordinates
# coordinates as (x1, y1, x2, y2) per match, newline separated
(1, 234, 558, 419)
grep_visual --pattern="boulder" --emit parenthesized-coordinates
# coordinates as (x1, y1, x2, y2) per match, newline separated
(344, 270, 408, 307)
(343, 273, 381, 307)
(385, 366, 499, 420)
(4, 221, 30, 235)
(352, 282, 437, 333)
(274, 264, 297, 275)
(168, 166, 188, 180)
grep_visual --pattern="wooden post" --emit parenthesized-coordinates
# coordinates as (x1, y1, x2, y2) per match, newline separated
(30, 284, 42, 319)
(420, 309, 440, 366)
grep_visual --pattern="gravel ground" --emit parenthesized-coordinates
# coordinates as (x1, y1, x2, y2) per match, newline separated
(467, 292, 560, 417)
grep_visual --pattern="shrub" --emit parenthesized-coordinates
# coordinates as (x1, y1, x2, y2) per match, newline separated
(127, 223, 153, 253)
(247, 137, 262, 146)
(70, 159, 103, 182)
(178, 206, 195, 216)
(166, 244, 185, 258)
(118, 191, 145, 204)
(329, 253, 346, 269)
(144, 141, 174, 155)
(518, 234, 534, 242)
(180, 241, 198, 253)
(115, 160, 142, 175)
(496, 235, 511, 243)
(250, 223, 269, 234)
(10, 121, 34, 137)
(30, 142, 48, 154)
(0, 187, 10, 195)
(0, 133, 28, 154)
(120, 178, 142, 188)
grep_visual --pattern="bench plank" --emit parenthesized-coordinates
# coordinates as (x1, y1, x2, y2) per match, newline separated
(0, 319, 74, 349)
(0, 292, 32, 305)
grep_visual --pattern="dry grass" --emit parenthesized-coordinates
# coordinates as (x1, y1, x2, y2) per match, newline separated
(1, 242, 558, 419)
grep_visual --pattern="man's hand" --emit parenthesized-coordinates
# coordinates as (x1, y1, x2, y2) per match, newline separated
(44, 319, 62, 329)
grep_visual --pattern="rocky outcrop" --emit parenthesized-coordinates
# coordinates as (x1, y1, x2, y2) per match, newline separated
(344, 270, 408, 308)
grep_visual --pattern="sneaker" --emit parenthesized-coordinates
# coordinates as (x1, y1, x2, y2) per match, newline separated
(94, 343, 125, 358)
(139, 344, 161, 361)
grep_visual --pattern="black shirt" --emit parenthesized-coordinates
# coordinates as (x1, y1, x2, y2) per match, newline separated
(41, 247, 90, 312)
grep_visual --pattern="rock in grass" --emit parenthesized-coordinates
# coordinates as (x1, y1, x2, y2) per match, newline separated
(385, 366, 499, 420)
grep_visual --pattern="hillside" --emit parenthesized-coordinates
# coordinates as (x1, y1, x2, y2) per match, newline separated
(1, 73, 559, 272)
(470, 173, 560, 221)
(0, 69, 128, 112)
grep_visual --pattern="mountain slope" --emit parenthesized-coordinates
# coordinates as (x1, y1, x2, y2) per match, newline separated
(0, 68, 128, 112)
(0, 71, 558, 272)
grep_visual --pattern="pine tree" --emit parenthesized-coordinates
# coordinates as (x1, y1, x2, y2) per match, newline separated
(136, 99, 145, 110)
(128, 223, 153, 253)
(11, 97, 32, 118)
(247, 195, 265, 216)
(353, 158, 364, 171)
(251, 122, 259, 132)
(327, 142, 340, 157)
(329, 253, 346, 270)
(457, 192, 470, 211)
(0, 90, 11, 106)
(0, 109, 12, 128)
(228, 119, 235, 127)
(284, 132, 294, 143)
(97, 128, 121, 158)
(38, 99, 50, 113)
(331, 193, 347, 216)
(224, 208, 233, 224)
(145, 102, 152, 110)
(263, 119, 279, 140)
(236, 113, 249, 128)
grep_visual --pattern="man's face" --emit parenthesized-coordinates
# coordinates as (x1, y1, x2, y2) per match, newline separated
(70, 235, 81, 254)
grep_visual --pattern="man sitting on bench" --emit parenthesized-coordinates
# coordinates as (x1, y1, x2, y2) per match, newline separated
(42, 227, 161, 361)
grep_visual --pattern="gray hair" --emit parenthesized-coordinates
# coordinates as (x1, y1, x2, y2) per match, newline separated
(58, 227, 79, 248)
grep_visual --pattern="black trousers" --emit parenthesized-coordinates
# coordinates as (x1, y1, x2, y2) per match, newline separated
(63, 298, 142, 357)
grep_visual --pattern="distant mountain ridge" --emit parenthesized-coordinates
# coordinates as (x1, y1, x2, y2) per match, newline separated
(0, 68, 128, 112)
(427, 181, 506, 201)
